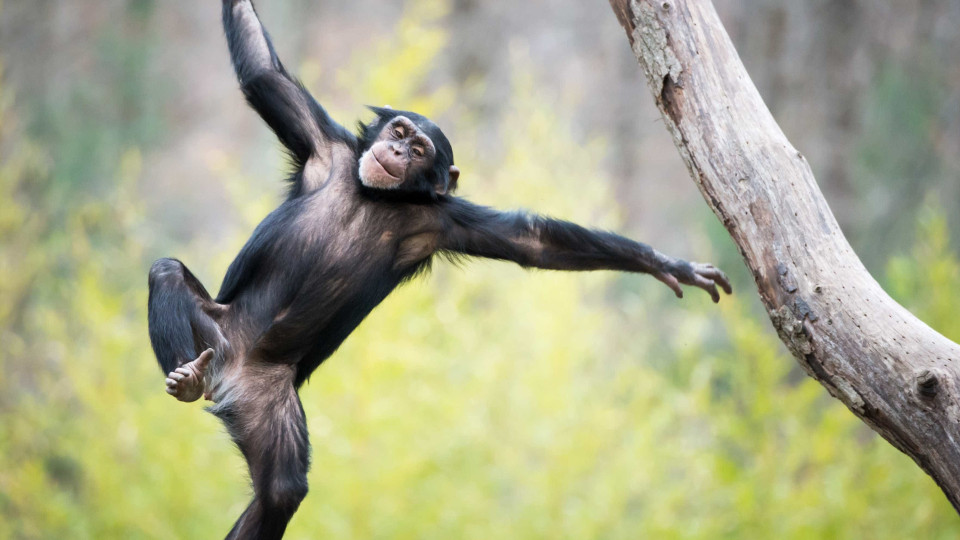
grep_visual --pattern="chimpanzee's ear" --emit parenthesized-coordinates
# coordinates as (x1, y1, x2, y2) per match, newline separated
(435, 166, 459, 196)
(446, 166, 460, 193)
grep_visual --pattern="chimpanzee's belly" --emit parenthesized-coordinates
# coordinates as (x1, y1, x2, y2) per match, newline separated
(283, 261, 406, 386)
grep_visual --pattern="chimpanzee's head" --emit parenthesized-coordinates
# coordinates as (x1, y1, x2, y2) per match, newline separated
(357, 107, 460, 197)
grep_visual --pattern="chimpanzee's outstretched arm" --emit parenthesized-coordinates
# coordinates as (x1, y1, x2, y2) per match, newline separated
(438, 198, 732, 302)
(222, 0, 354, 182)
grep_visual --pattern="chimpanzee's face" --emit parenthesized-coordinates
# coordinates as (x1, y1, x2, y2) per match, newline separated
(358, 116, 437, 191)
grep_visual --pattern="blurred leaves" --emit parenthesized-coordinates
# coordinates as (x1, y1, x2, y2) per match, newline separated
(330, 0, 455, 119)
(2, 0, 960, 538)
(852, 59, 956, 269)
(887, 201, 960, 342)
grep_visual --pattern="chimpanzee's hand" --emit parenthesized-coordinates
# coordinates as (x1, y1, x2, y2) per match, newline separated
(654, 259, 732, 303)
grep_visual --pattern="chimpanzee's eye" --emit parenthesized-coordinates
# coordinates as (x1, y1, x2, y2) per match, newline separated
(412, 146, 424, 158)
(393, 127, 404, 138)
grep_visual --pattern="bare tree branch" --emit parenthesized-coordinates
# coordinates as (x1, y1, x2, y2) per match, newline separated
(609, 0, 960, 510)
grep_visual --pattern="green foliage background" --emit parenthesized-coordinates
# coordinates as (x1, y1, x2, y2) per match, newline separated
(2, 1, 959, 538)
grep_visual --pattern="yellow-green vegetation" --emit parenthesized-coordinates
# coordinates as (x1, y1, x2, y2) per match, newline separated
(2, 1, 959, 538)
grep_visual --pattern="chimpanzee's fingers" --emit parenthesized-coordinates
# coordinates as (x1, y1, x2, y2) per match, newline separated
(694, 263, 733, 295)
(166, 378, 177, 387)
(656, 272, 683, 299)
(716, 273, 732, 295)
(693, 275, 721, 303)
(170, 371, 185, 382)
(703, 267, 732, 294)
(166, 387, 176, 395)
(174, 367, 192, 378)
(705, 282, 721, 303)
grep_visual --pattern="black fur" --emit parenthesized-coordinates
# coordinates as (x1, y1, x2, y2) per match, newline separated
(212, 368, 309, 540)
(147, 2, 720, 539)
(148, 258, 223, 374)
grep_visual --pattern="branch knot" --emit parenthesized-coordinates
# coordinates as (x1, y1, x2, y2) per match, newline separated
(917, 369, 940, 398)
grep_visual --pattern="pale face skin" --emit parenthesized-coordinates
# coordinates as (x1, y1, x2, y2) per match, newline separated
(358, 115, 459, 193)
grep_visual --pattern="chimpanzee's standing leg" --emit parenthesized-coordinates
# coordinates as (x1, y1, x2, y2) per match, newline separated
(148, 258, 226, 401)
(210, 363, 310, 540)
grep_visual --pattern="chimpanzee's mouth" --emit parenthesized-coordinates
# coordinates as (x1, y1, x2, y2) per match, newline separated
(372, 149, 402, 180)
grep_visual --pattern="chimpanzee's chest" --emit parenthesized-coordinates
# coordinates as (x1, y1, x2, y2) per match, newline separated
(248, 188, 441, 374)
(294, 183, 441, 277)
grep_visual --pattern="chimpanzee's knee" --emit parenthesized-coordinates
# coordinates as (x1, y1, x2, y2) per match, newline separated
(262, 476, 308, 517)
(149, 257, 185, 286)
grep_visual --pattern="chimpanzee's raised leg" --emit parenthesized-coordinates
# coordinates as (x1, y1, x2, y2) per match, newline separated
(209, 363, 310, 540)
(148, 258, 226, 401)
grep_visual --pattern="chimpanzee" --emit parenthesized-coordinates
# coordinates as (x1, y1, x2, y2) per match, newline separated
(147, 1, 732, 538)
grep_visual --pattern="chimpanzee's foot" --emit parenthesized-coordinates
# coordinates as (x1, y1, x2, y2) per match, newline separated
(165, 348, 213, 402)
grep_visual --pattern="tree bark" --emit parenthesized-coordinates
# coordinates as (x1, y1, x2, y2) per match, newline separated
(609, 0, 960, 510)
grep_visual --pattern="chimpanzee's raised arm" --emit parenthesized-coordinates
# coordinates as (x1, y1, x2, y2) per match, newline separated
(223, 0, 354, 191)
(438, 199, 732, 302)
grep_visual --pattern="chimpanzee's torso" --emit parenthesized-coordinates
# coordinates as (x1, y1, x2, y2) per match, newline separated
(215, 165, 443, 385)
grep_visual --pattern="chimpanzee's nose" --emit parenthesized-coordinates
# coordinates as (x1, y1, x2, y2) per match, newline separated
(391, 143, 403, 155)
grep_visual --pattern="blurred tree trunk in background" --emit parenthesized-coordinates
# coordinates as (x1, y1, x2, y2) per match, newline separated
(610, 0, 960, 512)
